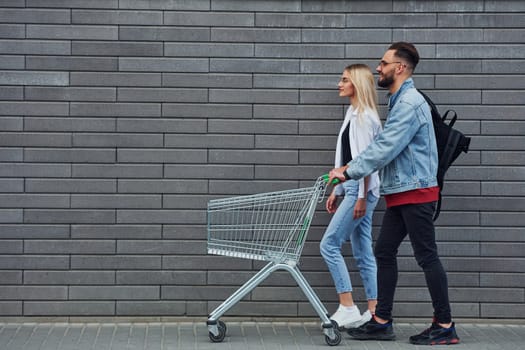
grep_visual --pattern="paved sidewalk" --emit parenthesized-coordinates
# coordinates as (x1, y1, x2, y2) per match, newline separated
(0, 320, 524, 349)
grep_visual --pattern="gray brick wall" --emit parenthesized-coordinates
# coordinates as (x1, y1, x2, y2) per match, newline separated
(0, 0, 523, 320)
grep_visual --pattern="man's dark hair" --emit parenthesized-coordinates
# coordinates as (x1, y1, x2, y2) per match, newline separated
(389, 42, 419, 70)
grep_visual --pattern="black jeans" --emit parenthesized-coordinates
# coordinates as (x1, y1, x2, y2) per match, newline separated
(374, 202, 452, 324)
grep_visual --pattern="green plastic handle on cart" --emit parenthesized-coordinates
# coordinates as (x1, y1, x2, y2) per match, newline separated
(322, 173, 340, 185)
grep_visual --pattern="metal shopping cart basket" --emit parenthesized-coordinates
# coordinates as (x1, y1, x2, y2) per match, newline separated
(206, 175, 342, 346)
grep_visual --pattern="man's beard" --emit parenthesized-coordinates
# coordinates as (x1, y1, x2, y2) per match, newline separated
(378, 73, 394, 88)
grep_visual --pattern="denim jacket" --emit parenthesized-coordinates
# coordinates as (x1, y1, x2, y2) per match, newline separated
(345, 78, 438, 195)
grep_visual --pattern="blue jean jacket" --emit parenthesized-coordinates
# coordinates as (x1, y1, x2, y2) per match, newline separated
(346, 78, 438, 195)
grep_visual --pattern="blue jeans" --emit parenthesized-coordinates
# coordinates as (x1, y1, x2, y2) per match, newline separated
(320, 180, 379, 299)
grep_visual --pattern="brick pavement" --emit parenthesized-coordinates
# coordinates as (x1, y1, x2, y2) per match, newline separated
(0, 320, 523, 349)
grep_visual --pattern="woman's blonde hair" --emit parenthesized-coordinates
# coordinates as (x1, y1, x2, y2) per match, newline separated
(345, 64, 379, 121)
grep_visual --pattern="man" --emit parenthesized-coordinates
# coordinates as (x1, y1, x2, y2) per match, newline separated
(328, 42, 460, 345)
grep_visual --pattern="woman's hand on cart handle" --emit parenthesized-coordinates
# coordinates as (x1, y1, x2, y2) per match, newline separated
(328, 165, 349, 185)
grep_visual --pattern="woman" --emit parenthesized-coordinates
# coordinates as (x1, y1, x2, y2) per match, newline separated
(320, 64, 382, 329)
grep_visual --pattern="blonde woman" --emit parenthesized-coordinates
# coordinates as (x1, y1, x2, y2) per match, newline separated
(320, 64, 382, 329)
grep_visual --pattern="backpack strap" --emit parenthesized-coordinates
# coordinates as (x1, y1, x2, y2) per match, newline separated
(433, 192, 442, 221)
(442, 110, 457, 127)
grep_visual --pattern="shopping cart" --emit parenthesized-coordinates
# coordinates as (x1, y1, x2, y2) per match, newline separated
(206, 175, 342, 346)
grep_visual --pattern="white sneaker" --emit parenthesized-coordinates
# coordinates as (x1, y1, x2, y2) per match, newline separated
(346, 309, 373, 329)
(330, 305, 362, 329)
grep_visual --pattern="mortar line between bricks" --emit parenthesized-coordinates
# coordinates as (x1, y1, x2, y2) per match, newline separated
(39, 323, 54, 349)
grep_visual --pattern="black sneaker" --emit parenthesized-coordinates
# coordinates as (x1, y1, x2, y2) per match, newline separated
(409, 318, 438, 344)
(409, 321, 460, 345)
(347, 316, 396, 341)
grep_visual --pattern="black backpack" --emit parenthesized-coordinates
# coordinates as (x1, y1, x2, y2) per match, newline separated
(418, 90, 471, 221)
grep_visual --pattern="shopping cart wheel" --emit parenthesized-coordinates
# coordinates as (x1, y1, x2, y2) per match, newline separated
(330, 319, 341, 331)
(325, 328, 342, 346)
(208, 320, 227, 343)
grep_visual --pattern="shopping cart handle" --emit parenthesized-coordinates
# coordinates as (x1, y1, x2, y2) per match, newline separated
(321, 174, 340, 185)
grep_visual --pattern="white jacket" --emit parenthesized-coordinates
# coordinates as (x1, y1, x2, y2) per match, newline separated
(334, 106, 382, 198)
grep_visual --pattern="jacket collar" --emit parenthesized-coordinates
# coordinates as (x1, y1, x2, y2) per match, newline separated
(387, 78, 414, 111)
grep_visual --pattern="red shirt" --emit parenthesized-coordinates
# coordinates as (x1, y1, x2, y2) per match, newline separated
(384, 186, 439, 208)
